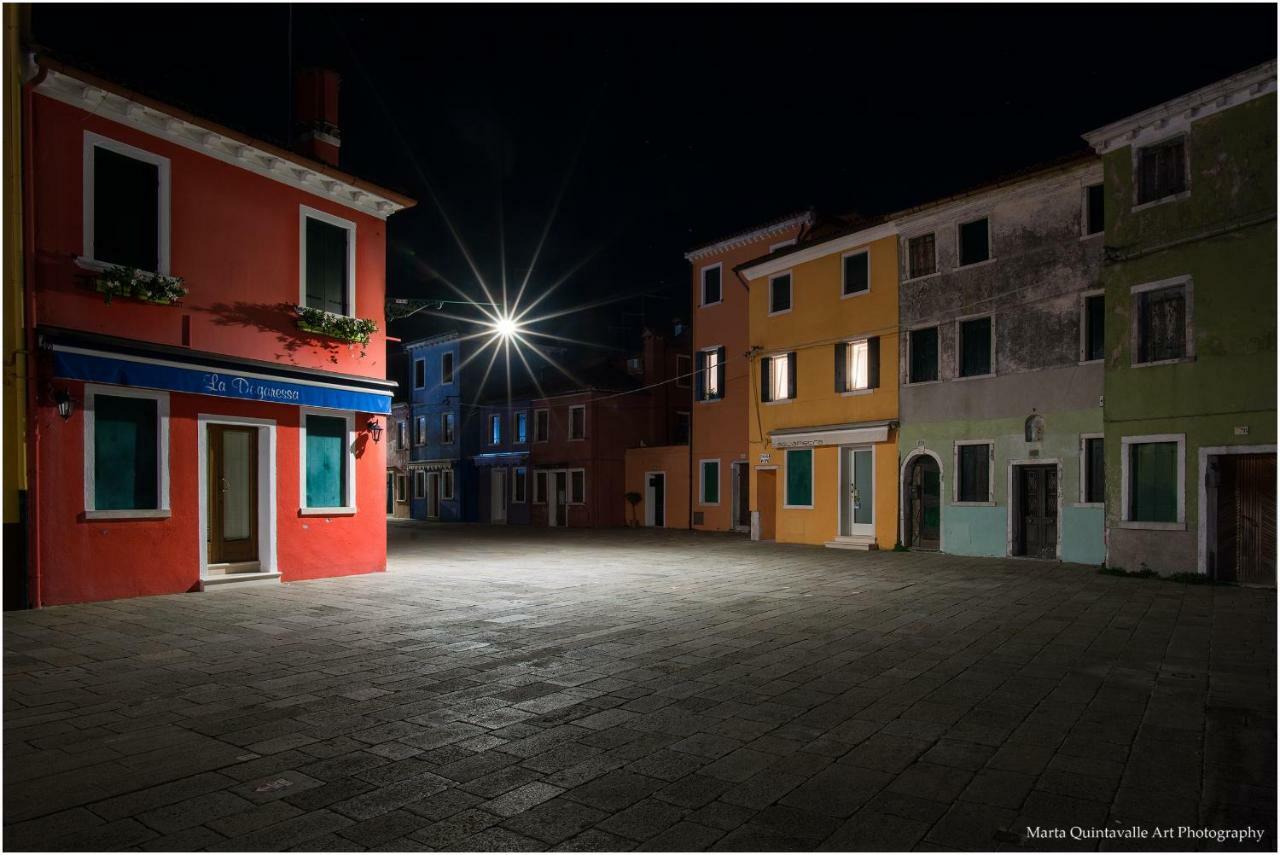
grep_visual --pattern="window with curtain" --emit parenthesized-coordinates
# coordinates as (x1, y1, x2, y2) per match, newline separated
(762, 353, 795, 402)
(92, 393, 159, 510)
(785, 449, 813, 507)
(305, 414, 347, 508)
(304, 216, 350, 316)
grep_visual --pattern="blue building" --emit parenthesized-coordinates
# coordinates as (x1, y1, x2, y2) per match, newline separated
(473, 397, 534, 525)
(402, 333, 480, 522)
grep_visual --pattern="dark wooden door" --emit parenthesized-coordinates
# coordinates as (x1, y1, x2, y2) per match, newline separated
(649, 474, 665, 527)
(1018, 465, 1057, 559)
(554, 472, 568, 526)
(208, 425, 258, 564)
(735, 463, 750, 529)
(386, 472, 393, 514)
(757, 470, 776, 540)
(1217, 454, 1276, 586)
(907, 456, 941, 549)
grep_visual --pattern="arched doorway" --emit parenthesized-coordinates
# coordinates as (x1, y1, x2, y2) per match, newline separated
(904, 454, 941, 550)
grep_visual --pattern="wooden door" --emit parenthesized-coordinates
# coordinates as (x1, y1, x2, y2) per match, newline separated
(757, 469, 777, 541)
(1217, 454, 1276, 585)
(1018, 465, 1057, 559)
(208, 425, 258, 565)
(734, 463, 750, 529)
(907, 456, 941, 549)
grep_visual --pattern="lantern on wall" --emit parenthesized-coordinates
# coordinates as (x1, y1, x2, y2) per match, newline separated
(367, 418, 383, 443)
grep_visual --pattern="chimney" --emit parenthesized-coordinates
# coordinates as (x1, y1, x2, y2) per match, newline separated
(294, 68, 341, 167)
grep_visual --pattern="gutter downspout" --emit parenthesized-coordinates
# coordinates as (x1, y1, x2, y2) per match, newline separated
(22, 57, 45, 608)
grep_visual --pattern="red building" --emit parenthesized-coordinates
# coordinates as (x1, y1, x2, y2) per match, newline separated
(20, 57, 413, 606)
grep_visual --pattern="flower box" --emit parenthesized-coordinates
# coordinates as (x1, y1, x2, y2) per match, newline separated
(294, 306, 378, 347)
(93, 266, 187, 305)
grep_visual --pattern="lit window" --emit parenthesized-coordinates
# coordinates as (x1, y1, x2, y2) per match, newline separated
(698, 347, 723, 400)
(515, 411, 528, 444)
(838, 338, 879, 392)
(762, 352, 795, 402)
(489, 414, 501, 445)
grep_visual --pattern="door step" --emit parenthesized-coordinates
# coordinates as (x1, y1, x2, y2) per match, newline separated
(201, 571, 282, 591)
(825, 536, 878, 551)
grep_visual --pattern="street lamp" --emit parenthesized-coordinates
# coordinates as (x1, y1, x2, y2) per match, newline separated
(366, 418, 383, 443)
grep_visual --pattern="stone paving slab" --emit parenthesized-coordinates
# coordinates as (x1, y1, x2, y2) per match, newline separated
(3, 523, 1275, 851)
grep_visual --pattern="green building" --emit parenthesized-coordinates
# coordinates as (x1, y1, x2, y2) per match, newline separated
(1084, 61, 1276, 582)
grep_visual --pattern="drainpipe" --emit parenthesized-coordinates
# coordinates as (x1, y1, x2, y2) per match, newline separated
(22, 57, 46, 608)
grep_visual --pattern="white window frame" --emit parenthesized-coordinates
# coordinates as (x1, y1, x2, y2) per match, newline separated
(441, 412, 456, 444)
(413, 469, 426, 499)
(699, 346, 722, 400)
(413, 358, 426, 390)
(568, 468, 587, 504)
(906, 324, 941, 385)
(904, 231, 938, 281)
(841, 249, 871, 299)
(534, 408, 550, 443)
(396, 474, 407, 502)
(533, 470, 548, 504)
(299, 408, 357, 514)
(298, 205, 358, 318)
(415, 415, 427, 446)
(81, 132, 172, 275)
(699, 458, 721, 506)
(441, 351, 455, 385)
(514, 411, 529, 445)
(568, 405, 586, 441)
(1079, 289, 1106, 364)
(512, 467, 528, 503)
(1082, 183, 1105, 239)
(83, 384, 171, 518)
(441, 469, 455, 500)
(1078, 433, 1104, 508)
(768, 272, 793, 317)
(675, 354, 691, 389)
(955, 313, 996, 380)
(488, 413, 502, 446)
(955, 215, 994, 269)
(700, 262, 724, 307)
(952, 440, 995, 506)
(1120, 433, 1186, 530)
(766, 351, 793, 403)
(397, 420, 407, 449)
(783, 448, 815, 509)
(1130, 276, 1195, 367)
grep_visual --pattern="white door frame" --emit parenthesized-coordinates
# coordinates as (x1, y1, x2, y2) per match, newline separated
(197, 414, 277, 579)
(491, 468, 508, 524)
(1006, 458, 1062, 559)
(547, 468, 568, 527)
(1197, 444, 1276, 575)
(644, 470, 665, 527)
(838, 444, 875, 538)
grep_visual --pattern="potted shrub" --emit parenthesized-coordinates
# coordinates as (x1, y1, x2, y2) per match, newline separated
(295, 305, 378, 350)
(625, 491, 642, 527)
(94, 265, 187, 305)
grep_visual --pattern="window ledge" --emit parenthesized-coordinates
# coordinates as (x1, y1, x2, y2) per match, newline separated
(1132, 190, 1191, 213)
(767, 308, 793, 317)
(1073, 502, 1105, 509)
(300, 506, 357, 517)
(763, 399, 794, 406)
(1078, 358, 1105, 366)
(952, 501, 996, 508)
(1080, 232, 1104, 242)
(696, 398, 723, 405)
(1118, 520, 1186, 531)
(84, 508, 171, 521)
(841, 289, 871, 300)
(840, 388, 875, 397)
(699, 300, 724, 309)
(782, 504, 815, 510)
(906, 379, 942, 387)
(953, 372, 996, 382)
(1132, 356, 1195, 369)
(955, 257, 998, 271)
(75, 257, 170, 278)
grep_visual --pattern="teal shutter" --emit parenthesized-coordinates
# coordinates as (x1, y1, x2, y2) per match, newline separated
(305, 218, 349, 315)
(702, 461, 719, 504)
(306, 415, 347, 507)
(94, 394, 158, 510)
(1130, 442, 1177, 522)
(786, 449, 813, 506)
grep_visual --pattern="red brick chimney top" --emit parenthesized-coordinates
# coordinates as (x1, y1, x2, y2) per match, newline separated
(295, 68, 341, 167)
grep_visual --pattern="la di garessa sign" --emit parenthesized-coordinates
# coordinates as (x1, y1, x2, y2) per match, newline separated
(204, 372, 301, 403)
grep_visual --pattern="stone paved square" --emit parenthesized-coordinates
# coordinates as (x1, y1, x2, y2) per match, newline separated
(4, 523, 1275, 851)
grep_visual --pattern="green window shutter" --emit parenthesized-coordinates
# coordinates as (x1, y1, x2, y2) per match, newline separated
(694, 350, 706, 401)
(785, 449, 813, 506)
(715, 347, 726, 399)
(786, 352, 797, 399)
(306, 415, 347, 508)
(93, 394, 158, 510)
(834, 342, 847, 392)
(760, 356, 772, 403)
(1130, 442, 1177, 522)
(702, 461, 719, 504)
(867, 337, 881, 389)
(305, 218, 349, 315)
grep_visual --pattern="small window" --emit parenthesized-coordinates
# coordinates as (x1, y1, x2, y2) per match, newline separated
(956, 443, 991, 503)
(1083, 294, 1105, 362)
(1137, 138, 1187, 205)
(626, 356, 643, 375)
(675, 355, 691, 389)
(90, 141, 165, 272)
(488, 414, 501, 445)
(842, 251, 869, 296)
(304, 414, 350, 509)
(570, 469, 586, 504)
(415, 416, 426, 445)
(414, 359, 426, 389)
(785, 449, 813, 507)
(769, 273, 792, 314)
(442, 469, 455, 500)
(396, 474, 407, 502)
(88, 391, 164, 511)
(701, 265, 722, 306)
(909, 327, 939, 383)
(1128, 441, 1178, 522)
(958, 217, 990, 266)
(1085, 184, 1105, 235)
(396, 420, 407, 449)
(533, 471, 547, 503)
(414, 470, 426, 498)
(441, 412, 456, 444)
(514, 412, 528, 444)
(512, 468, 528, 503)
(907, 233, 936, 279)
(836, 338, 880, 392)
(697, 347, 724, 401)
(1083, 437, 1104, 504)
(569, 405, 586, 440)
(761, 352, 795, 402)
(534, 409, 550, 442)
(303, 212, 353, 317)
(675, 411, 690, 444)
(442, 352, 455, 384)
(1136, 285, 1187, 364)
(700, 460, 720, 505)
(958, 316, 993, 378)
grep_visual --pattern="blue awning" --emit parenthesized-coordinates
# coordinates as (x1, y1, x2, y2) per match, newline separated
(51, 346, 392, 414)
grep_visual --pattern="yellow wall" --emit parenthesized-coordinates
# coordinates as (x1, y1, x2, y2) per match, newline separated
(747, 232, 900, 547)
(3, 5, 27, 531)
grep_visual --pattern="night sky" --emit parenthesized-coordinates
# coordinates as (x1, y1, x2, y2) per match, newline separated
(33, 4, 1277, 351)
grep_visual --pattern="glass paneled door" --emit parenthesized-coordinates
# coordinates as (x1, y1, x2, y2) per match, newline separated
(842, 446, 874, 537)
(208, 425, 258, 565)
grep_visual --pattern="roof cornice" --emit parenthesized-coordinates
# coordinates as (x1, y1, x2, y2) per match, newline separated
(35, 63, 414, 220)
(684, 212, 814, 262)
(1083, 61, 1277, 154)
(739, 221, 897, 281)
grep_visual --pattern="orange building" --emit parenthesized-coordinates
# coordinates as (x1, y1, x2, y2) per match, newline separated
(685, 212, 812, 533)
